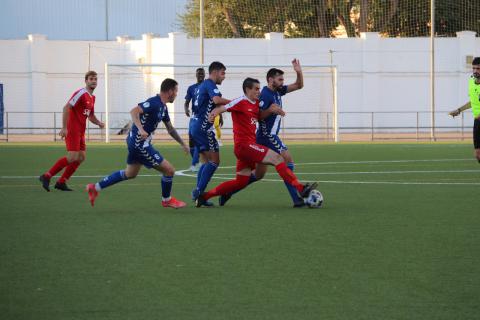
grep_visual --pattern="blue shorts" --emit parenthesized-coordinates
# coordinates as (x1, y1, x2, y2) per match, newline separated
(126, 142, 164, 169)
(256, 134, 288, 154)
(191, 127, 219, 153)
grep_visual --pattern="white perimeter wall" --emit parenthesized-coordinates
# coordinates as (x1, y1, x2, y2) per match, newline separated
(0, 32, 479, 135)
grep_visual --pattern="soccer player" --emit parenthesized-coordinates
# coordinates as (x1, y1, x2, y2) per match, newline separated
(449, 56, 480, 163)
(190, 61, 231, 203)
(86, 78, 189, 209)
(39, 71, 104, 192)
(196, 77, 317, 207)
(221, 59, 306, 207)
(184, 67, 205, 172)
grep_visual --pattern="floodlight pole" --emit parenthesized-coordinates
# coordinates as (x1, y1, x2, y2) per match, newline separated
(430, 0, 436, 141)
(200, 0, 204, 64)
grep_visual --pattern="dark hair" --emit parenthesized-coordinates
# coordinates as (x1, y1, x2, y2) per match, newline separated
(473, 57, 480, 66)
(209, 61, 226, 74)
(242, 77, 260, 93)
(85, 70, 97, 81)
(160, 78, 178, 92)
(266, 68, 284, 81)
(196, 67, 205, 73)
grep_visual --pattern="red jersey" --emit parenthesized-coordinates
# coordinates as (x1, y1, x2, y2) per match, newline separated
(225, 96, 259, 144)
(67, 88, 95, 134)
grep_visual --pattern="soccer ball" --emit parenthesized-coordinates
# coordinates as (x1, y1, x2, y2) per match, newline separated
(305, 189, 323, 208)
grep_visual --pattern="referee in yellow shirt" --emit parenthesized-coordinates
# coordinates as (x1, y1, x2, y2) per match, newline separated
(450, 57, 480, 163)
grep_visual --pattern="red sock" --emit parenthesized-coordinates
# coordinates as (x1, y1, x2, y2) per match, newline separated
(275, 162, 304, 192)
(45, 157, 69, 178)
(57, 161, 80, 183)
(204, 174, 250, 200)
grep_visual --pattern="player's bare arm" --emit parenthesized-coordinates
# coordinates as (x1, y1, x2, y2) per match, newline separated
(449, 102, 472, 117)
(208, 106, 227, 123)
(164, 120, 189, 154)
(286, 58, 304, 93)
(259, 103, 286, 120)
(184, 99, 191, 117)
(130, 106, 148, 140)
(88, 114, 105, 128)
(59, 103, 70, 139)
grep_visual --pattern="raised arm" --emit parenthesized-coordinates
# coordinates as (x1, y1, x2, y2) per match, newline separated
(130, 106, 148, 140)
(286, 58, 304, 93)
(449, 101, 471, 117)
(163, 120, 189, 154)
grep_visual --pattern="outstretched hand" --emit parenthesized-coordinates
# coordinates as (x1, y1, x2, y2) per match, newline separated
(449, 109, 461, 118)
(292, 58, 302, 73)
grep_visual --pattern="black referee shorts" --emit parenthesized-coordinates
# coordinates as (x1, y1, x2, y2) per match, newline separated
(474, 118, 480, 149)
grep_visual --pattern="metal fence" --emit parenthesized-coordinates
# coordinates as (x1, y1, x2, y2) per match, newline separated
(0, 110, 472, 143)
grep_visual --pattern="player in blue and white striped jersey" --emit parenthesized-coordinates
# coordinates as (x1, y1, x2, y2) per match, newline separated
(86, 78, 190, 209)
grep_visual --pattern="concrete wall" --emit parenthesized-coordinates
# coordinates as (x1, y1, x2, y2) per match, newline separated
(0, 32, 479, 136)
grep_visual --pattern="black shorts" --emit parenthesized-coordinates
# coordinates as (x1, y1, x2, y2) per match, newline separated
(474, 118, 480, 149)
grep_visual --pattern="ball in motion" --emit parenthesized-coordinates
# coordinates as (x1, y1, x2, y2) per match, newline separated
(305, 189, 323, 208)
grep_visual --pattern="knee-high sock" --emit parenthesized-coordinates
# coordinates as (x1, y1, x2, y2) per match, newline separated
(161, 175, 173, 200)
(204, 174, 250, 200)
(191, 146, 200, 166)
(45, 157, 69, 178)
(96, 170, 129, 191)
(274, 162, 303, 193)
(57, 161, 80, 183)
(284, 162, 303, 203)
(196, 163, 206, 189)
(197, 161, 218, 194)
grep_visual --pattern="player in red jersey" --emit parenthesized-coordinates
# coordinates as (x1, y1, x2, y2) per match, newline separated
(39, 71, 104, 191)
(195, 78, 317, 207)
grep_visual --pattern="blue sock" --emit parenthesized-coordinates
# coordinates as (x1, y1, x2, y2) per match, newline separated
(197, 161, 218, 194)
(161, 175, 173, 200)
(192, 147, 200, 166)
(189, 147, 195, 158)
(196, 163, 206, 189)
(284, 163, 302, 203)
(97, 170, 128, 190)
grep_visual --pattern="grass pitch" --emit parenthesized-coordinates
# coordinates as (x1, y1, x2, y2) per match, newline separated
(1, 142, 479, 319)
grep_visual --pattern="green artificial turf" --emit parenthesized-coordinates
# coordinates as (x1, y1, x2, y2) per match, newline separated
(1, 143, 479, 319)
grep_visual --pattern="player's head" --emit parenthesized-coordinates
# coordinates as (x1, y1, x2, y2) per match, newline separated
(472, 57, 480, 79)
(209, 61, 226, 84)
(196, 68, 205, 83)
(242, 77, 261, 100)
(266, 68, 284, 90)
(160, 78, 178, 103)
(84, 71, 97, 90)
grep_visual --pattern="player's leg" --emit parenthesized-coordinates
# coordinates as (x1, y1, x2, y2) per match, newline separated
(261, 147, 317, 200)
(192, 130, 220, 200)
(152, 159, 186, 209)
(86, 144, 146, 206)
(279, 149, 305, 207)
(39, 134, 81, 191)
(197, 163, 252, 207)
(474, 119, 480, 163)
(55, 149, 85, 191)
(189, 132, 200, 171)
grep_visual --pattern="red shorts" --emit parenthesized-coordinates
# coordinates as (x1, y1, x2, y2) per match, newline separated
(65, 132, 86, 151)
(234, 142, 268, 171)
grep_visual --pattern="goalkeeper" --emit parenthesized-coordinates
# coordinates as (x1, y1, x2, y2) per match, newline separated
(449, 57, 480, 163)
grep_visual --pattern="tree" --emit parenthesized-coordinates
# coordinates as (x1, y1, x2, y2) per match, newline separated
(178, 0, 480, 38)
